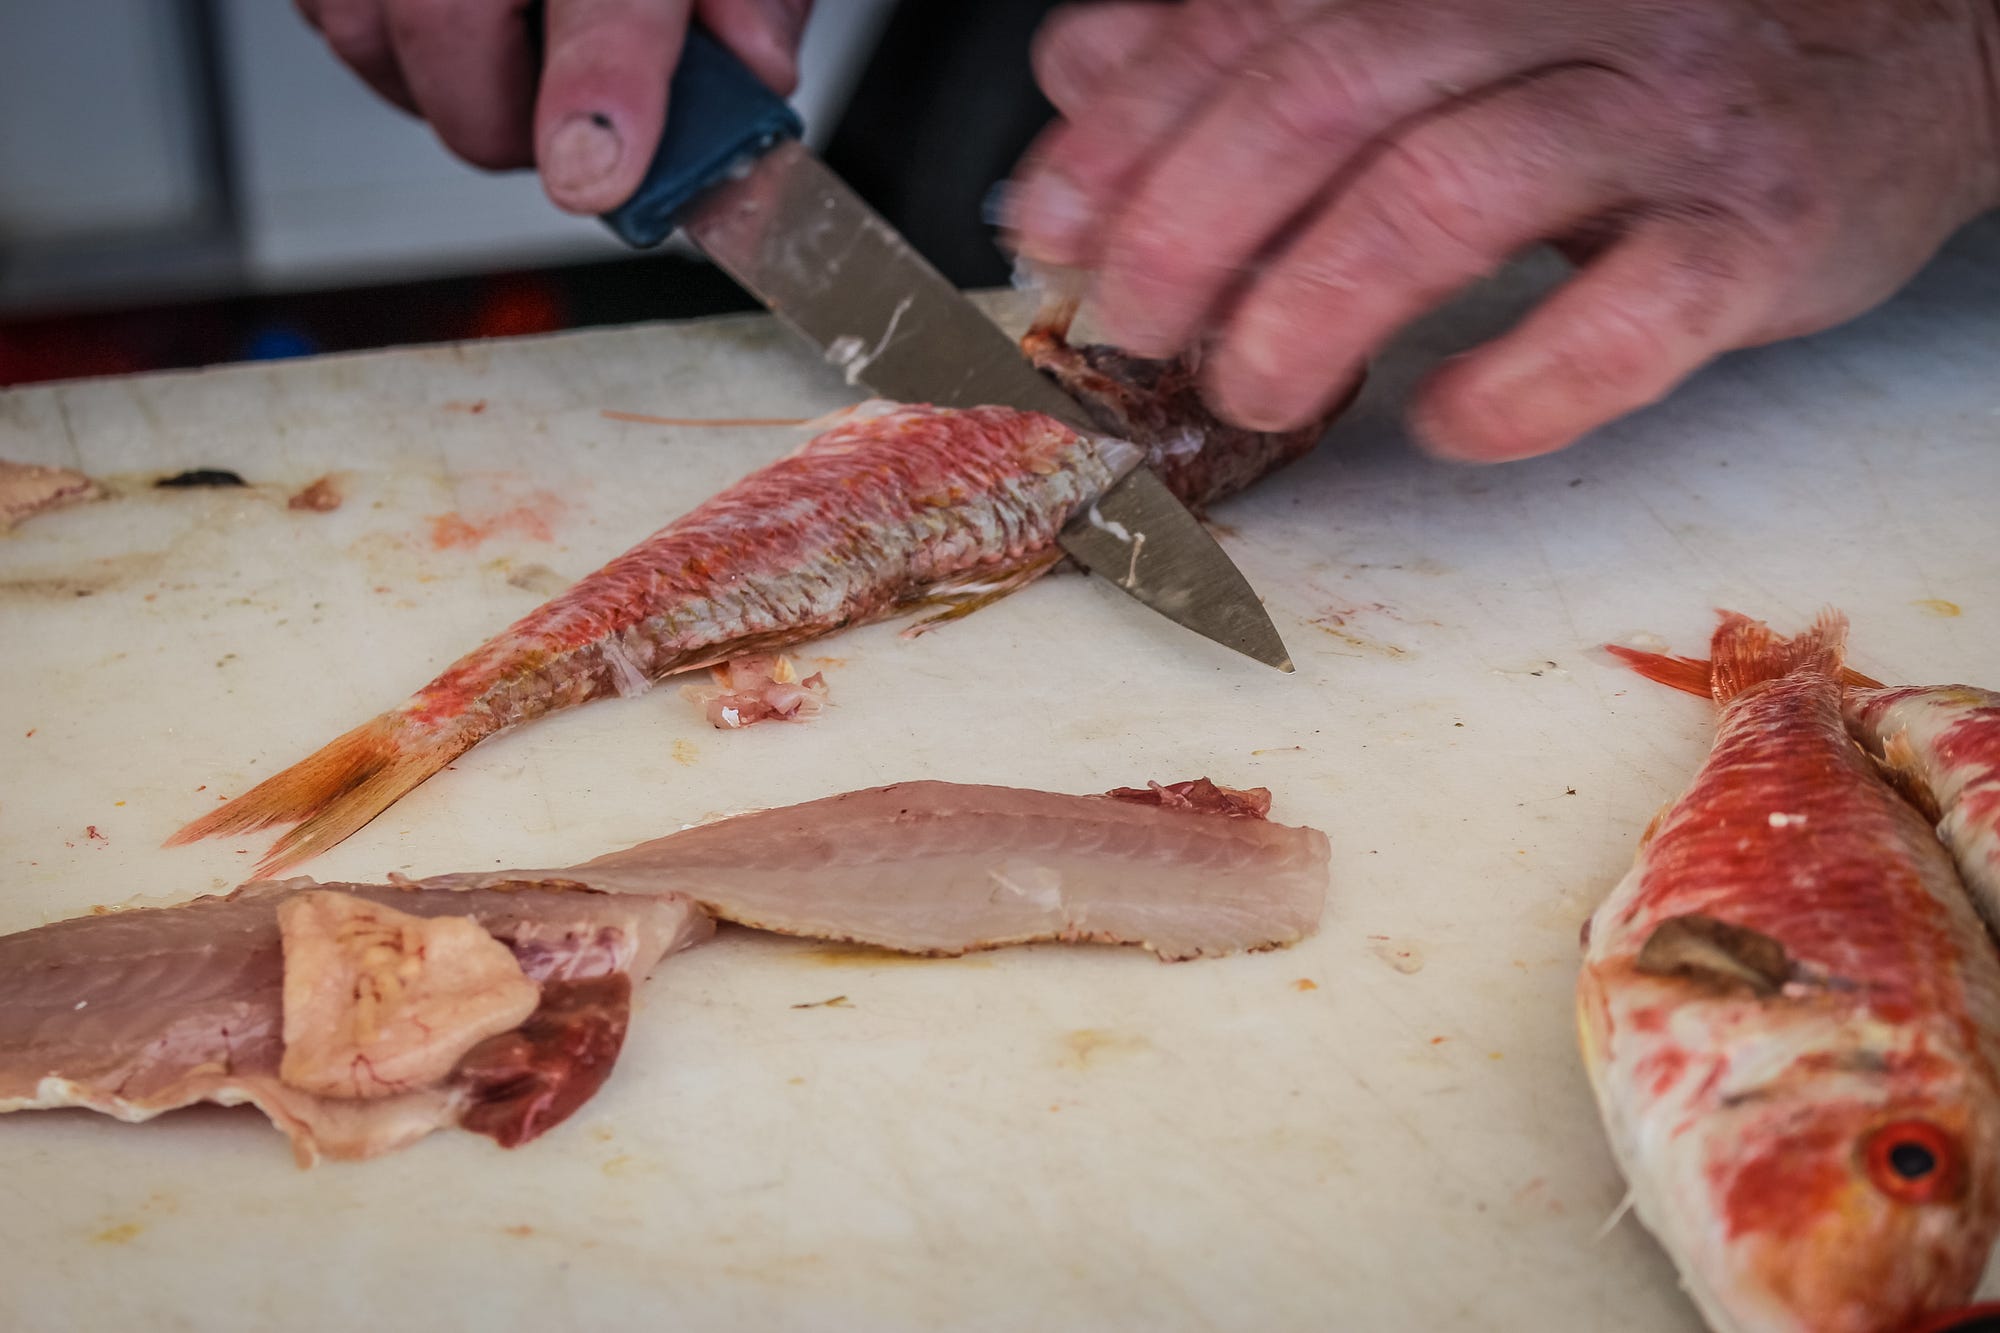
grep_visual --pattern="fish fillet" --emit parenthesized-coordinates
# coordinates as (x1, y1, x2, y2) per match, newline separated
(514, 778, 1330, 962)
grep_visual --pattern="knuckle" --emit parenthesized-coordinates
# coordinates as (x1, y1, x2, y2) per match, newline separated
(1253, 41, 1374, 148)
(1370, 140, 1494, 272)
(1545, 291, 1687, 400)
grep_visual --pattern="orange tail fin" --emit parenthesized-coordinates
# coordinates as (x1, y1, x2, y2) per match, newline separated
(1603, 645, 1713, 699)
(1707, 609, 1847, 704)
(1608, 610, 1876, 703)
(166, 714, 475, 876)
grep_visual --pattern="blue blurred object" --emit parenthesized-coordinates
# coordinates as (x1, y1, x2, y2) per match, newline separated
(599, 26, 804, 249)
(243, 324, 317, 360)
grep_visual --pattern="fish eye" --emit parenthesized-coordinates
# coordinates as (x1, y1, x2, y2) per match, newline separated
(1863, 1119, 1963, 1204)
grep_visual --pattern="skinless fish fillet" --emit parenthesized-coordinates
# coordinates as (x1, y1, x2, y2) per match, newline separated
(0, 880, 710, 1164)
(504, 778, 1329, 962)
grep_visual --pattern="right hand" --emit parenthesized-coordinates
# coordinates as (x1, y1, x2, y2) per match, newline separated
(296, 0, 812, 215)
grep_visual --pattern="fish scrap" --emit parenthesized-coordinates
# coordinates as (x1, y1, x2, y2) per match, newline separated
(0, 877, 708, 1165)
(169, 316, 1353, 877)
(0, 460, 101, 531)
(1584, 611, 2000, 1332)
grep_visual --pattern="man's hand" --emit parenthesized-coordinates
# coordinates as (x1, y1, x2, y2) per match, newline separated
(296, 0, 811, 215)
(1006, 0, 2000, 461)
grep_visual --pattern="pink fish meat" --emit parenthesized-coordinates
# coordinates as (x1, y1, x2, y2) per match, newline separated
(0, 879, 709, 1163)
(6, 777, 1326, 1162)
(535, 777, 1329, 961)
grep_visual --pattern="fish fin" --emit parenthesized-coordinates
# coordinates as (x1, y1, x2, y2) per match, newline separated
(1607, 645, 1881, 695)
(1708, 608, 1847, 705)
(1603, 645, 1712, 698)
(901, 549, 1066, 638)
(167, 714, 475, 876)
(1870, 729, 1945, 824)
(1593, 1192, 1636, 1243)
(1635, 913, 1793, 997)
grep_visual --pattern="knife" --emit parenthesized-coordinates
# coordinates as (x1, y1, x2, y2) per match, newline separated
(597, 28, 1293, 673)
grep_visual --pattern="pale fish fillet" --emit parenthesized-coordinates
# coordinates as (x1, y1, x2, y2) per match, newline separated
(0, 879, 710, 1163)
(471, 778, 1331, 962)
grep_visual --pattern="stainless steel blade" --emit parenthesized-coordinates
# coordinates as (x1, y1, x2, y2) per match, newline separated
(1060, 467, 1294, 673)
(680, 139, 1293, 670)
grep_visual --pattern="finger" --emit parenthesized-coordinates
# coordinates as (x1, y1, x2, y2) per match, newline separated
(387, 0, 538, 168)
(1410, 217, 1776, 462)
(1007, 0, 1307, 265)
(1031, 1, 1174, 119)
(536, 0, 693, 214)
(1089, 3, 1578, 357)
(1203, 67, 1656, 432)
(300, 0, 419, 115)
(697, 0, 812, 96)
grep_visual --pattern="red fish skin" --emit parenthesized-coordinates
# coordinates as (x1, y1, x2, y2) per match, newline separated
(170, 320, 1344, 877)
(1621, 672, 1984, 1029)
(1844, 683, 2000, 927)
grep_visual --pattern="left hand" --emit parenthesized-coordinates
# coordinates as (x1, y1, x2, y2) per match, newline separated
(1005, 0, 2000, 462)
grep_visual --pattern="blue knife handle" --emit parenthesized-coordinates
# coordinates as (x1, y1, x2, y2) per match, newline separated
(599, 26, 804, 249)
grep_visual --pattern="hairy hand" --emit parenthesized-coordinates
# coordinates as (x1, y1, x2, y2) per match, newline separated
(297, 0, 811, 214)
(1007, 0, 2000, 460)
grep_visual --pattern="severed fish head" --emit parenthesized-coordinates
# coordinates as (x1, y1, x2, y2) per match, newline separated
(1600, 990, 2000, 1333)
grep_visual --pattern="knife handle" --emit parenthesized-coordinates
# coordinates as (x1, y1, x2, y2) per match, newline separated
(599, 26, 805, 249)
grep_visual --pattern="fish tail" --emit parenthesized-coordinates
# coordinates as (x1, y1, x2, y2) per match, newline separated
(1707, 608, 1847, 704)
(1602, 645, 1713, 698)
(166, 712, 476, 876)
(1606, 645, 1882, 696)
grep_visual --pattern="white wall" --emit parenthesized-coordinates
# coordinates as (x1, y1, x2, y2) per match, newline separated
(0, 0, 209, 243)
(218, 0, 899, 291)
(0, 0, 898, 302)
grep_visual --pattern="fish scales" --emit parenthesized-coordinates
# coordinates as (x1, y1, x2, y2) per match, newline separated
(1583, 612, 2000, 1333)
(170, 319, 1349, 877)
(1846, 684, 2000, 921)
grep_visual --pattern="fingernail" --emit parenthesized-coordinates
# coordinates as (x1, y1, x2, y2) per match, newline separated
(542, 112, 622, 199)
(1014, 172, 1090, 259)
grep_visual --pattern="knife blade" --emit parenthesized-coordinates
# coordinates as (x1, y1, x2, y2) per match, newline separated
(599, 29, 1293, 672)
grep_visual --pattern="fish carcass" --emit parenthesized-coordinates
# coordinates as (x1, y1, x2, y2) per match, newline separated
(1583, 612, 2000, 1332)
(169, 316, 1358, 877)
(0, 879, 709, 1164)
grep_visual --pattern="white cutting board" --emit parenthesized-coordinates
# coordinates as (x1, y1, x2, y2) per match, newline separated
(3, 222, 1998, 1332)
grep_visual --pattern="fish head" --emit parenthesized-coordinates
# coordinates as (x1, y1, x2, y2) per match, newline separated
(1655, 1044, 2000, 1333)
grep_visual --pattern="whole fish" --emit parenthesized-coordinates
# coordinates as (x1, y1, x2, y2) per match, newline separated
(1583, 612, 2000, 1333)
(1845, 684, 2000, 923)
(170, 318, 1353, 876)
